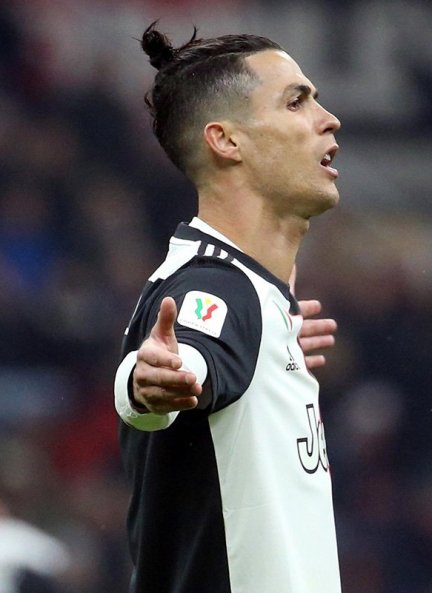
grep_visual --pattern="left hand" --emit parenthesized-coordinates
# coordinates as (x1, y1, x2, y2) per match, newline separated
(289, 265, 337, 369)
(298, 299, 337, 369)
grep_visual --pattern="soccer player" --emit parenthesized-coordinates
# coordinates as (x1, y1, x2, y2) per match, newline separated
(115, 23, 342, 593)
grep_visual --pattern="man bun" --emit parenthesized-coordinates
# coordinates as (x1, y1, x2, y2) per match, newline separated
(141, 22, 176, 70)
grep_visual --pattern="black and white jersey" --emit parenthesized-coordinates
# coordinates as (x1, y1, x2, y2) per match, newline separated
(117, 218, 341, 593)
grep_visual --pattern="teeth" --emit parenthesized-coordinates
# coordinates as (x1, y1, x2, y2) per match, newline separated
(321, 153, 331, 165)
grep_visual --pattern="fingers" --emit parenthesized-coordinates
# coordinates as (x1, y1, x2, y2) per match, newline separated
(304, 354, 326, 370)
(133, 338, 203, 414)
(298, 299, 322, 319)
(135, 394, 200, 415)
(298, 300, 337, 370)
(135, 362, 198, 389)
(133, 377, 202, 414)
(299, 318, 337, 339)
(299, 334, 335, 353)
(133, 384, 202, 415)
(137, 341, 182, 370)
(151, 297, 178, 343)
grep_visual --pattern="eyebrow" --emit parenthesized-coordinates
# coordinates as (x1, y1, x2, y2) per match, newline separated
(282, 83, 319, 101)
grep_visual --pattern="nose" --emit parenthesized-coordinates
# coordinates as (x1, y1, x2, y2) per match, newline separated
(317, 104, 341, 134)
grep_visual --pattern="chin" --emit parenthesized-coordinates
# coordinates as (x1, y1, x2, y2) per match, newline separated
(307, 186, 340, 217)
(326, 188, 340, 208)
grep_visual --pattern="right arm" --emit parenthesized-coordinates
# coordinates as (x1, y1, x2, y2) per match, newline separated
(114, 297, 207, 429)
(115, 263, 262, 427)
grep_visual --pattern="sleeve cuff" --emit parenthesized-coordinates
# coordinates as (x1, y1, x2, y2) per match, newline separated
(114, 346, 208, 432)
(178, 343, 207, 384)
(114, 350, 179, 431)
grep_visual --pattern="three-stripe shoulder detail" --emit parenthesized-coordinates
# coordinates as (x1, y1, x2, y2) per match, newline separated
(196, 241, 234, 263)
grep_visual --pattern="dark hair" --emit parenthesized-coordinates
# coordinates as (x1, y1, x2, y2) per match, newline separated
(141, 22, 283, 179)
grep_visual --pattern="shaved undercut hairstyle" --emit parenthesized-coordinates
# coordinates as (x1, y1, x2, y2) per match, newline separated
(141, 22, 283, 180)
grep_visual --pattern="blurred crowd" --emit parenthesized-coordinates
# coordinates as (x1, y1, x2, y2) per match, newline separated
(0, 1, 431, 592)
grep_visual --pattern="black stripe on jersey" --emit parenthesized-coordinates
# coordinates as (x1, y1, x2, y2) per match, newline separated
(121, 414, 232, 593)
(223, 253, 234, 263)
(288, 292, 301, 315)
(196, 241, 234, 262)
(197, 241, 207, 256)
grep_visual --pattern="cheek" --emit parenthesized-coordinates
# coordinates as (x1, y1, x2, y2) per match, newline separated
(242, 120, 311, 175)
(252, 130, 294, 164)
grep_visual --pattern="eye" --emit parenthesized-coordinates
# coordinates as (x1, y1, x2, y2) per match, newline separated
(287, 96, 303, 111)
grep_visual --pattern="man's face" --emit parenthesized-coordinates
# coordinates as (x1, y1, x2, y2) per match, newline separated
(237, 50, 341, 217)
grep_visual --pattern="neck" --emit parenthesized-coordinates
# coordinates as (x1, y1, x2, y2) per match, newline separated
(197, 180, 310, 284)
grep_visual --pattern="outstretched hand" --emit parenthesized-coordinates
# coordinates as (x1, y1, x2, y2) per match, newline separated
(289, 265, 337, 369)
(298, 299, 337, 369)
(132, 297, 202, 414)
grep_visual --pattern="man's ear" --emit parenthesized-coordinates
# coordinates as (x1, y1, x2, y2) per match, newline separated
(203, 121, 242, 164)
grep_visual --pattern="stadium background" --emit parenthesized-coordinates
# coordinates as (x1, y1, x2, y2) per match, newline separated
(0, 1, 430, 591)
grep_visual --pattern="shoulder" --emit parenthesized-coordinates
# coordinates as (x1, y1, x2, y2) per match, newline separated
(159, 256, 259, 310)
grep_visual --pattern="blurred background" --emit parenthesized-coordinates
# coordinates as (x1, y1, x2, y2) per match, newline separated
(0, 0, 430, 591)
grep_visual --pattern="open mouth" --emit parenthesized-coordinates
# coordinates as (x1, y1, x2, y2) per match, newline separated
(320, 146, 339, 178)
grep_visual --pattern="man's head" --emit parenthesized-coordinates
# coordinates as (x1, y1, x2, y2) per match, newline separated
(142, 24, 341, 216)
(142, 24, 281, 179)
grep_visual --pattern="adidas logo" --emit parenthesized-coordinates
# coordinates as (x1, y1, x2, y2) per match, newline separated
(286, 345, 300, 371)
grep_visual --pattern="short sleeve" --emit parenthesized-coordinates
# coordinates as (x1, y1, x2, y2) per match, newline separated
(148, 258, 262, 412)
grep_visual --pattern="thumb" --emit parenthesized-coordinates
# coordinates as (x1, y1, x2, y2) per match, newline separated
(151, 296, 179, 347)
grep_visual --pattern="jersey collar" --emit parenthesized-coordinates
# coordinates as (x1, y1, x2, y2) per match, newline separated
(189, 217, 243, 251)
(173, 220, 292, 300)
